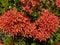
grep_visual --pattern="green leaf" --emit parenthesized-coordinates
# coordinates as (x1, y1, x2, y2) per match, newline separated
(49, 39, 54, 45)
(55, 33, 60, 43)
(3, 36, 13, 45)
(18, 39, 26, 45)
(31, 43, 36, 45)
(1, 0, 8, 8)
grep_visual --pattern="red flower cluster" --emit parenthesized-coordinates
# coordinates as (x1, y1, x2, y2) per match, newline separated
(0, 9, 59, 41)
(55, 0, 60, 7)
(33, 9, 59, 41)
(20, 0, 42, 7)
(20, 0, 42, 13)
(40, 9, 59, 33)
(0, 10, 31, 36)
(22, 5, 33, 13)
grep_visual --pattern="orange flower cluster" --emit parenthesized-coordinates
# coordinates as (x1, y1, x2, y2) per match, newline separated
(20, 0, 42, 7)
(33, 9, 59, 41)
(40, 9, 59, 33)
(22, 5, 33, 13)
(20, 0, 42, 13)
(55, 0, 60, 7)
(0, 9, 59, 41)
(0, 10, 31, 36)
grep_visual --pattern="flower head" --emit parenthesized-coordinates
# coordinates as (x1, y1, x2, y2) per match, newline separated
(20, 0, 42, 13)
(20, 0, 42, 7)
(22, 5, 33, 13)
(0, 10, 30, 36)
(55, 0, 60, 7)
(32, 9, 59, 41)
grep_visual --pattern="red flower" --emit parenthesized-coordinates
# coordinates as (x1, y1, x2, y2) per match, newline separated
(0, 10, 31, 36)
(41, 9, 59, 33)
(33, 9, 59, 41)
(20, 0, 43, 12)
(20, 0, 42, 7)
(55, 0, 60, 7)
(22, 5, 33, 13)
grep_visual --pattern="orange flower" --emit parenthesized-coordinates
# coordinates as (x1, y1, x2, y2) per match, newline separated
(55, 0, 60, 7)
(0, 10, 30, 36)
(20, 0, 43, 11)
(32, 9, 59, 41)
(22, 5, 33, 13)
(20, 0, 42, 7)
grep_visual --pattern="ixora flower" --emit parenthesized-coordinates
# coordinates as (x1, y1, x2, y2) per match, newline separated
(22, 5, 33, 13)
(20, 0, 43, 13)
(32, 9, 59, 41)
(55, 0, 60, 7)
(20, 0, 42, 7)
(0, 9, 59, 41)
(0, 10, 31, 36)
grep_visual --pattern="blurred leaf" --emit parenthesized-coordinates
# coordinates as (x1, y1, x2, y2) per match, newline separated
(31, 43, 36, 45)
(55, 33, 60, 43)
(49, 38, 54, 45)
(18, 38, 26, 45)
(14, 42, 19, 45)
(0, 30, 3, 35)
(3, 36, 13, 45)
(1, 0, 8, 8)
(14, 37, 26, 45)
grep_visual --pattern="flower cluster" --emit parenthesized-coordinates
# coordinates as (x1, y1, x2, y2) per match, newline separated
(55, 0, 60, 7)
(40, 9, 59, 33)
(0, 9, 59, 41)
(20, 0, 42, 13)
(0, 10, 31, 36)
(20, 0, 42, 7)
(29, 9, 59, 41)
(22, 5, 33, 13)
